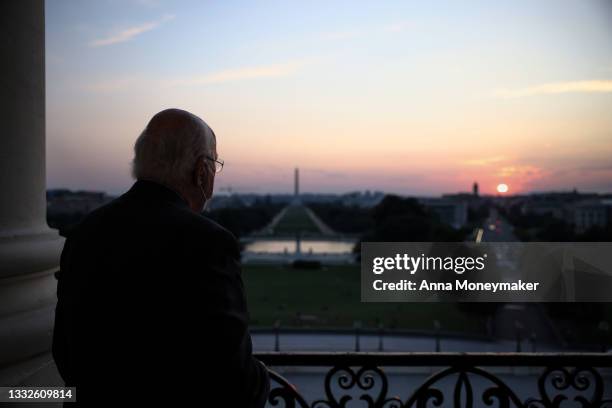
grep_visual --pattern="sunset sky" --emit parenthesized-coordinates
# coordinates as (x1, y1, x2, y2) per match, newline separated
(46, 0, 612, 196)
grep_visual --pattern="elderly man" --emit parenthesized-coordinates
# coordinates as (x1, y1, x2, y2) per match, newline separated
(52, 109, 269, 406)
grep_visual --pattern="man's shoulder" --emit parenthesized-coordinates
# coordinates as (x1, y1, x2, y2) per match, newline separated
(63, 196, 124, 238)
(178, 207, 238, 246)
(66, 194, 239, 253)
(125, 198, 239, 256)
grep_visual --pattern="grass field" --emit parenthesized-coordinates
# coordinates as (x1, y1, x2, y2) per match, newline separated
(272, 205, 322, 235)
(242, 264, 488, 335)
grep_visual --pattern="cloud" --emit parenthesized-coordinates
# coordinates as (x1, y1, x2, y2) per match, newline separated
(495, 80, 612, 98)
(579, 164, 612, 172)
(496, 165, 544, 179)
(166, 60, 308, 86)
(89, 14, 174, 47)
(306, 168, 350, 179)
(462, 156, 506, 166)
(85, 59, 310, 92)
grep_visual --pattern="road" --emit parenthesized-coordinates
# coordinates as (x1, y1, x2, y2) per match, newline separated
(479, 208, 518, 242)
(477, 208, 564, 347)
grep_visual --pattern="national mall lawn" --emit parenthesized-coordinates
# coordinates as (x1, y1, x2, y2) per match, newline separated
(242, 264, 488, 335)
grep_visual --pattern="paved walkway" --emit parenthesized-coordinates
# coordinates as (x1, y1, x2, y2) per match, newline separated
(303, 206, 336, 236)
(251, 331, 570, 353)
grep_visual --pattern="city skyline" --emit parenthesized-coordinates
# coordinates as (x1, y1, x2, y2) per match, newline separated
(46, 0, 612, 195)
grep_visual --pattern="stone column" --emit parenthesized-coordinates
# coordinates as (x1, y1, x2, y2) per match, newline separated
(0, 0, 64, 384)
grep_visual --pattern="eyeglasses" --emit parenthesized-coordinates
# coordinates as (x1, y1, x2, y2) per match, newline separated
(205, 156, 224, 173)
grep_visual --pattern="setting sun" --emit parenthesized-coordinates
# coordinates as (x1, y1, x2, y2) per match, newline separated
(497, 183, 509, 194)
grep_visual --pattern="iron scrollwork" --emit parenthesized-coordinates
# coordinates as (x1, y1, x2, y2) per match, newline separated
(526, 366, 612, 408)
(263, 355, 612, 408)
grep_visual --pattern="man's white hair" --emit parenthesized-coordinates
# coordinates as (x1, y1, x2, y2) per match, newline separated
(131, 109, 216, 188)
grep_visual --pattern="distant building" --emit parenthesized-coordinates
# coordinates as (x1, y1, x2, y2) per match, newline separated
(47, 189, 112, 216)
(518, 192, 612, 233)
(570, 200, 609, 233)
(442, 182, 486, 211)
(207, 193, 245, 210)
(340, 190, 385, 208)
(419, 198, 468, 229)
(520, 200, 565, 219)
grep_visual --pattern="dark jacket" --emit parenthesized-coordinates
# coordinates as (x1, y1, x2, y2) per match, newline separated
(52, 179, 269, 407)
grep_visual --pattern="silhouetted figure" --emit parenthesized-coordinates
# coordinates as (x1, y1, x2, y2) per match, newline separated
(52, 109, 269, 406)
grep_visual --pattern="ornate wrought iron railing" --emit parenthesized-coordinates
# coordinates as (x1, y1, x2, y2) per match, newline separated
(255, 352, 612, 408)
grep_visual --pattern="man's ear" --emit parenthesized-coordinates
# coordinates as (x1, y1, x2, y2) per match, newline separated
(194, 156, 205, 186)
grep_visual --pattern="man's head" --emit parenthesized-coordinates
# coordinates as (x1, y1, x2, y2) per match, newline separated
(132, 108, 218, 213)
